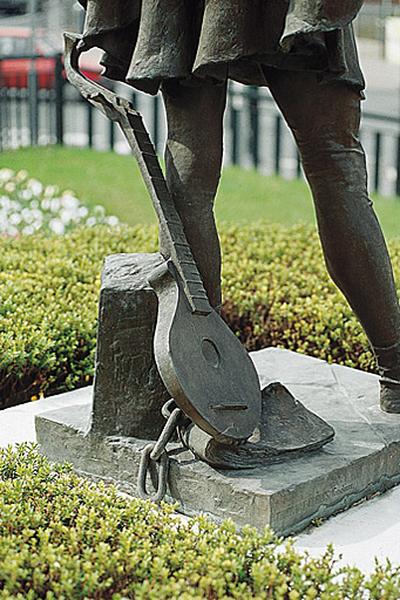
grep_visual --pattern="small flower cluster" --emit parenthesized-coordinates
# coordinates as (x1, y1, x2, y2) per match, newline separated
(0, 168, 119, 237)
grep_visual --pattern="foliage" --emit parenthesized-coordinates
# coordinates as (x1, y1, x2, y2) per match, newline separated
(0, 168, 119, 237)
(1, 223, 399, 407)
(1, 444, 400, 599)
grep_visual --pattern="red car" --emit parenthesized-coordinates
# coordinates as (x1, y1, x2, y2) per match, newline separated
(0, 26, 102, 88)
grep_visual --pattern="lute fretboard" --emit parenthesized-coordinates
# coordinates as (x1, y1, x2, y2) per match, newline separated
(64, 33, 211, 316)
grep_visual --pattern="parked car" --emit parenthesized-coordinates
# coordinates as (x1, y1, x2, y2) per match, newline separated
(0, 26, 102, 88)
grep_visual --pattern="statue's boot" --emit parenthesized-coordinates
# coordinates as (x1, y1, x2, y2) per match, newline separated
(374, 342, 400, 413)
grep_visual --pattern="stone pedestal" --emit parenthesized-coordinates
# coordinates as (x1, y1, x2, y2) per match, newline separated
(90, 253, 168, 440)
(36, 348, 400, 535)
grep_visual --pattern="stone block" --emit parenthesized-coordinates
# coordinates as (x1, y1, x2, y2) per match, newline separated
(90, 252, 169, 440)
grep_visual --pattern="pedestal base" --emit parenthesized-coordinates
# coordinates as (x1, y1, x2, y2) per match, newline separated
(35, 348, 400, 535)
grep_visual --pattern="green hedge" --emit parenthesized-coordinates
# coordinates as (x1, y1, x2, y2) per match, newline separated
(1, 223, 399, 407)
(1, 444, 399, 599)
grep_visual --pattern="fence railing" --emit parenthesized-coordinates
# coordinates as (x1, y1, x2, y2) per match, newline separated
(1, 53, 400, 198)
(226, 85, 400, 198)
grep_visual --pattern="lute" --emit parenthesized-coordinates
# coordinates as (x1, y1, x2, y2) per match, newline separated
(64, 33, 262, 444)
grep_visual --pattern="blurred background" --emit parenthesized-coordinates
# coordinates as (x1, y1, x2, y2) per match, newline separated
(1, 0, 400, 198)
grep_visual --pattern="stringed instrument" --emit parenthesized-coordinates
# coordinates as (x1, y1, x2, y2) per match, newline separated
(64, 33, 262, 444)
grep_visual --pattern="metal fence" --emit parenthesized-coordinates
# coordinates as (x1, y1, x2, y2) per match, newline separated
(1, 53, 400, 197)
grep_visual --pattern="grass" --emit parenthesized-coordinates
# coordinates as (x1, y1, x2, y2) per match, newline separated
(3, 146, 400, 238)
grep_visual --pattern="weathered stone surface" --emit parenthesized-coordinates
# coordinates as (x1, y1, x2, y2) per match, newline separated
(36, 348, 400, 535)
(91, 252, 169, 440)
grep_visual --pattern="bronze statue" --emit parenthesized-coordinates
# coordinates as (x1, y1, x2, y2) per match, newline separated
(77, 0, 400, 413)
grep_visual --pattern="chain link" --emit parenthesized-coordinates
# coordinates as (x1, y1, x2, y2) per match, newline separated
(137, 444, 169, 503)
(137, 399, 183, 503)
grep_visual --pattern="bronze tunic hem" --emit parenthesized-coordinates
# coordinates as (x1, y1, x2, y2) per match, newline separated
(78, 1, 365, 96)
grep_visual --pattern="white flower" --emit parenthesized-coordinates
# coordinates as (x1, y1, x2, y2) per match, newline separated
(61, 194, 79, 211)
(78, 206, 88, 218)
(16, 170, 28, 181)
(30, 209, 43, 221)
(0, 211, 8, 230)
(86, 216, 97, 227)
(9, 213, 22, 225)
(0, 169, 112, 237)
(0, 168, 14, 182)
(44, 185, 58, 197)
(27, 178, 43, 196)
(4, 182, 16, 193)
(49, 219, 65, 234)
(50, 198, 60, 212)
(0, 196, 11, 209)
(106, 215, 119, 226)
(32, 221, 42, 231)
(41, 198, 51, 210)
(21, 208, 32, 221)
(19, 189, 33, 201)
(59, 209, 74, 224)
(9, 200, 20, 211)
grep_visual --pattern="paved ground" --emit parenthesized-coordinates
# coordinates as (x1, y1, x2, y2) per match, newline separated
(2, 386, 400, 574)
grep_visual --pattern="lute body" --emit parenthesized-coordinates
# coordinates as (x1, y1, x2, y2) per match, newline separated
(149, 260, 261, 442)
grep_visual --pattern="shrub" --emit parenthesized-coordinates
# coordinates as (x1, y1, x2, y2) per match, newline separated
(0, 223, 399, 407)
(1, 444, 400, 599)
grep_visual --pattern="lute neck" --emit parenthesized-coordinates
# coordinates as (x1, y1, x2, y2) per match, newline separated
(64, 33, 211, 316)
(124, 110, 211, 315)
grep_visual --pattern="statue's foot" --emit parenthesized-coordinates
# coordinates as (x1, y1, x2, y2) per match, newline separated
(380, 377, 400, 413)
(374, 341, 400, 413)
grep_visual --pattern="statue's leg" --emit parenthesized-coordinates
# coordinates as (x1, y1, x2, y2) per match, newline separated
(161, 80, 227, 309)
(267, 69, 400, 412)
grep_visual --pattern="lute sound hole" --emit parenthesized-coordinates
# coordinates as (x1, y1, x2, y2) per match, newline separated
(201, 338, 221, 368)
